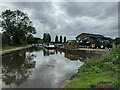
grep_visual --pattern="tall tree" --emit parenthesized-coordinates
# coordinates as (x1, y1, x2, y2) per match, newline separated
(60, 36, 62, 43)
(64, 36, 66, 43)
(55, 35, 58, 43)
(43, 33, 51, 43)
(43, 33, 47, 43)
(47, 33, 51, 43)
(1, 9, 36, 45)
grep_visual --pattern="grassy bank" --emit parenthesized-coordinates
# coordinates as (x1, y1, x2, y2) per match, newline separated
(0, 45, 28, 51)
(64, 46, 120, 89)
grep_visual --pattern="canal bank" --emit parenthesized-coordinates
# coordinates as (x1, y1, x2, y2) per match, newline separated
(0, 45, 33, 56)
(63, 46, 120, 89)
(57, 47, 110, 55)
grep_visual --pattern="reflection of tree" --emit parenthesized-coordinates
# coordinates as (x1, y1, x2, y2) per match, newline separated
(2, 50, 36, 87)
(55, 50, 58, 54)
(60, 51, 62, 54)
(43, 49, 49, 56)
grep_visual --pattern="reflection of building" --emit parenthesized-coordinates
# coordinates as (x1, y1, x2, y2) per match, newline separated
(64, 51, 102, 62)
(75, 33, 113, 49)
(64, 53, 80, 60)
(64, 40, 79, 49)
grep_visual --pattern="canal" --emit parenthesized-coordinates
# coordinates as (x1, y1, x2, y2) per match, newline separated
(1, 47, 99, 88)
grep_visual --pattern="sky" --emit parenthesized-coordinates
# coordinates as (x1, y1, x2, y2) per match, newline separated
(0, 1, 119, 41)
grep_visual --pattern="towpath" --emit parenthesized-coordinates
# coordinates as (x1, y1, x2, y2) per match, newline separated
(0, 45, 32, 56)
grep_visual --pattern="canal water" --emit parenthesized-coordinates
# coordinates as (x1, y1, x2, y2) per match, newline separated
(1, 47, 98, 88)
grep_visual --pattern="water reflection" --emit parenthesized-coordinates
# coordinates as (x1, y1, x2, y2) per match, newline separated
(2, 50, 36, 87)
(43, 49, 56, 56)
(42, 48, 100, 61)
(64, 52, 100, 61)
(2, 48, 86, 88)
(65, 53, 81, 61)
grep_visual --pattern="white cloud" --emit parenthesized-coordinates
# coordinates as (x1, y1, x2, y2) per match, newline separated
(0, 2, 118, 41)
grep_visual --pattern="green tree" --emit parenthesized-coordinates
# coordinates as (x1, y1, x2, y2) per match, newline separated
(33, 37, 42, 44)
(26, 34, 34, 44)
(43, 33, 51, 43)
(60, 36, 62, 43)
(114, 37, 120, 45)
(1, 9, 36, 45)
(55, 35, 58, 44)
(2, 32, 10, 46)
(43, 33, 47, 43)
(64, 36, 66, 43)
(47, 33, 51, 43)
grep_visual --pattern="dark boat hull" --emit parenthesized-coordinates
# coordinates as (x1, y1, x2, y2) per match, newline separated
(43, 46, 56, 49)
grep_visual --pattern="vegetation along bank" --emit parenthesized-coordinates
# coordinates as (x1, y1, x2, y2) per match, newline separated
(64, 46, 120, 90)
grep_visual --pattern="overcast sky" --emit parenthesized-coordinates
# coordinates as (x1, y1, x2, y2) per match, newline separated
(0, 2, 118, 40)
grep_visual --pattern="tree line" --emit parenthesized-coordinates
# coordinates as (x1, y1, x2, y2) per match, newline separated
(1, 9, 42, 46)
(43, 33, 66, 44)
(55, 35, 66, 44)
(0, 9, 67, 47)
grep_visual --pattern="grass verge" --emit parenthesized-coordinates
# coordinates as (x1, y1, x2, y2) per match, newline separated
(64, 46, 120, 89)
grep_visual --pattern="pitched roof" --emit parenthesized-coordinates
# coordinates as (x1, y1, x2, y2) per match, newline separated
(76, 33, 103, 38)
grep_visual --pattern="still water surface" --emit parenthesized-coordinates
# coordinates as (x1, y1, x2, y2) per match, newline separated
(2, 47, 98, 88)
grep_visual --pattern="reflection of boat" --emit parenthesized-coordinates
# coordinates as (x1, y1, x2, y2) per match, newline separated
(43, 43, 56, 49)
(48, 50, 55, 54)
(43, 48, 56, 56)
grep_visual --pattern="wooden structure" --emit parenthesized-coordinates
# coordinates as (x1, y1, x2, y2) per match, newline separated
(64, 40, 79, 49)
(75, 33, 113, 49)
